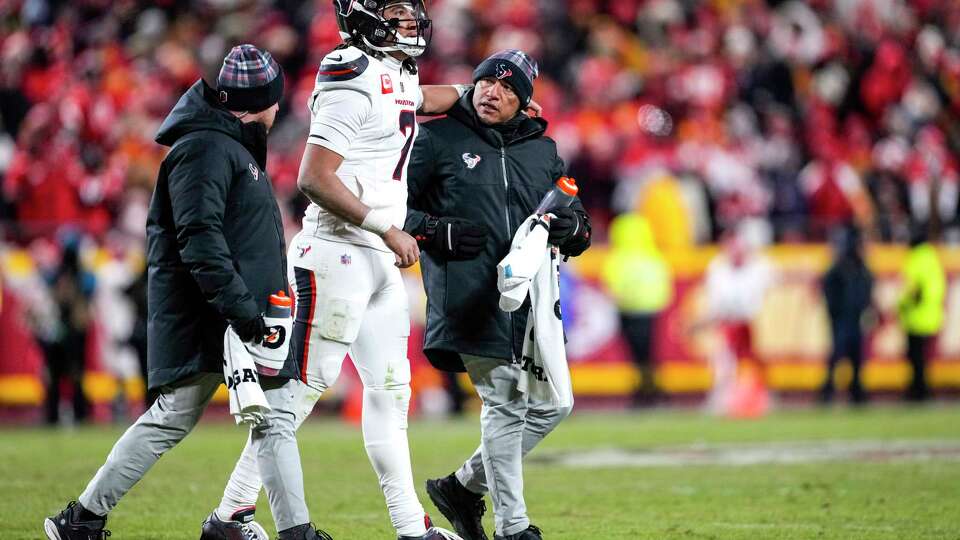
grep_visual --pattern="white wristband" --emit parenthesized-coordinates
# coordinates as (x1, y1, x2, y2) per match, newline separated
(453, 84, 474, 98)
(360, 209, 393, 236)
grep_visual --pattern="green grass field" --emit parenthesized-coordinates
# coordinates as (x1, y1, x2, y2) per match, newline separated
(4, 405, 960, 539)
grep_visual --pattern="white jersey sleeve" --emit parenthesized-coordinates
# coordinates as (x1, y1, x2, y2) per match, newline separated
(307, 48, 375, 157)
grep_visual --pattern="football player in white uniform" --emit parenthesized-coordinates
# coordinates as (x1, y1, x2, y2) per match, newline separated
(200, 2, 470, 540)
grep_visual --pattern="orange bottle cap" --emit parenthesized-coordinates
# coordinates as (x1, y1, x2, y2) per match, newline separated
(557, 176, 578, 196)
(270, 290, 293, 307)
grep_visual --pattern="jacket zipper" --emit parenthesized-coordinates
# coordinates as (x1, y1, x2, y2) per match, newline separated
(500, 147, 511, 233)
(500, 147, 515, 362)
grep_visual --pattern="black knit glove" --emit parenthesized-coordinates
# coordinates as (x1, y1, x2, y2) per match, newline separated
(233, 314, 267, 345)
(420, 216, 489, 260)
(546, 206, 591, 256)
(546, 207, 580, 243)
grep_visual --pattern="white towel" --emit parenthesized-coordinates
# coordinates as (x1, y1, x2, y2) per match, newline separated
(498, 216, 550, 312)
(223, 327, 271, 426)
(496, 214, 574, 408)
(243, 313, 292, 375)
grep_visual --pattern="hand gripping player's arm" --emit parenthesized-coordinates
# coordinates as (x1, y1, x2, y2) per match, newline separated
(298, 69, 419, 268)
(167, 142, 266, 343)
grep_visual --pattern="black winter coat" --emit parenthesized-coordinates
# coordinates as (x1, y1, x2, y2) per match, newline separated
(146, 80, 296, 389)
(405, 94, 590, 372)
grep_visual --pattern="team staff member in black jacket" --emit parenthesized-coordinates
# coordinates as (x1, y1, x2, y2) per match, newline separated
(45, 45, 325, 540)
(405, 50, 591, 540)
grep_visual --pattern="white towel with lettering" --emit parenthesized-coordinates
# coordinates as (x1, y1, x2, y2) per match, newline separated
(223, 327, 271, 426)
(497, 214, 573, 408)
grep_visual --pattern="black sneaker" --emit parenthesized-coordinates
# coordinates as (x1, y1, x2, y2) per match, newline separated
(494, 525, 542, 540)
(277, 523, 334, 540)
(425, 474, 488, 540)
(200, 507, 269, 540)
(43, 501, 111, 540)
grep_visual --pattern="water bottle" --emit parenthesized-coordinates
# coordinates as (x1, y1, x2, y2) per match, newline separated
(535, 176, 578, 215)
(259, 290, 293, 376)
(267, 290, 292, 320)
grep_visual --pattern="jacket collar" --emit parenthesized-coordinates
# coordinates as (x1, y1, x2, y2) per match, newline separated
(448, 90, 547, 148)
(202, 82, 270, 169)
(155, 80, 269, 170)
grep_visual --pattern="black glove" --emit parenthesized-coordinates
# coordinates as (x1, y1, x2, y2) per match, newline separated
(233, 314, 267, 345)
(422, 216, 489, 260)
(545, 206, 591, 257)
(545, 206, 580, 244)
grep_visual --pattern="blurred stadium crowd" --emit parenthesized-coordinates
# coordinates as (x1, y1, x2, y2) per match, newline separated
(1, 0, 959, 422)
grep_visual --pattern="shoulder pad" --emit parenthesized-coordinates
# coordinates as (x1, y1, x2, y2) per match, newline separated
(315, 46, 370, 84)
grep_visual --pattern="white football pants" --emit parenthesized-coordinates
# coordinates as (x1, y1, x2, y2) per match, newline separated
(217, 233, 426, 537)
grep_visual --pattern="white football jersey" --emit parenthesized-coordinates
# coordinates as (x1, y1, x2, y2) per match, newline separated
(303, 45, 423, 251)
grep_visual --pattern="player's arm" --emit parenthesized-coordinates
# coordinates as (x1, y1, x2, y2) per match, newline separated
(418, 85, 470, 115)
(297, 144, 419, 269)
(419, 85, 542, 117)
(300, 85, 418, 268)
(296, 145, 367, 228)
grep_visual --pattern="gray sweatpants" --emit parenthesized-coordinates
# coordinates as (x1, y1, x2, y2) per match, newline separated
(78, 373, 310, 531)
(454, 354, 572, 537)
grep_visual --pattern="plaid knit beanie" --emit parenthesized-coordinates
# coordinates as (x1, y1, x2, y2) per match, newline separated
(473, 49, 539, 106)
(217, 44, 284, 112)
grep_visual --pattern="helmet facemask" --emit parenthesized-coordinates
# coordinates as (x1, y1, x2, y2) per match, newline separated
(338, 0, 432, 58)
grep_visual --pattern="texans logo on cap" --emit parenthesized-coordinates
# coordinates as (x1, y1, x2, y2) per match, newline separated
(496, 63, 513, 79)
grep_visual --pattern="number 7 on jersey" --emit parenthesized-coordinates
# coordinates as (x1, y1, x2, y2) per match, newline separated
(392, 110, 417, 181)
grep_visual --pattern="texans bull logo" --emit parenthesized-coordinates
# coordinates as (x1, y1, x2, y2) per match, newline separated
(496, 63, 513, 79)
(462, 153, 482, 169)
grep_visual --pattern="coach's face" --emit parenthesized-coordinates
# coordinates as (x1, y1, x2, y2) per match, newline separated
(474, 77, 521, 125)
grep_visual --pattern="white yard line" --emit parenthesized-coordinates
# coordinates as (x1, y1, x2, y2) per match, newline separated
(707, 522, 897, 532)
(530, 440, 960, 468)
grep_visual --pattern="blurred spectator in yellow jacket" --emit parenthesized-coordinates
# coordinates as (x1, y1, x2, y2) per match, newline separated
(898, 227, 946, 402)
(636, 171, 694, 253)
(602, 213, 673, 406)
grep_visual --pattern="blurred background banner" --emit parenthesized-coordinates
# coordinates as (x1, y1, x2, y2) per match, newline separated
(3, 243, 960, 410)
(561, 244, 960, 396)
